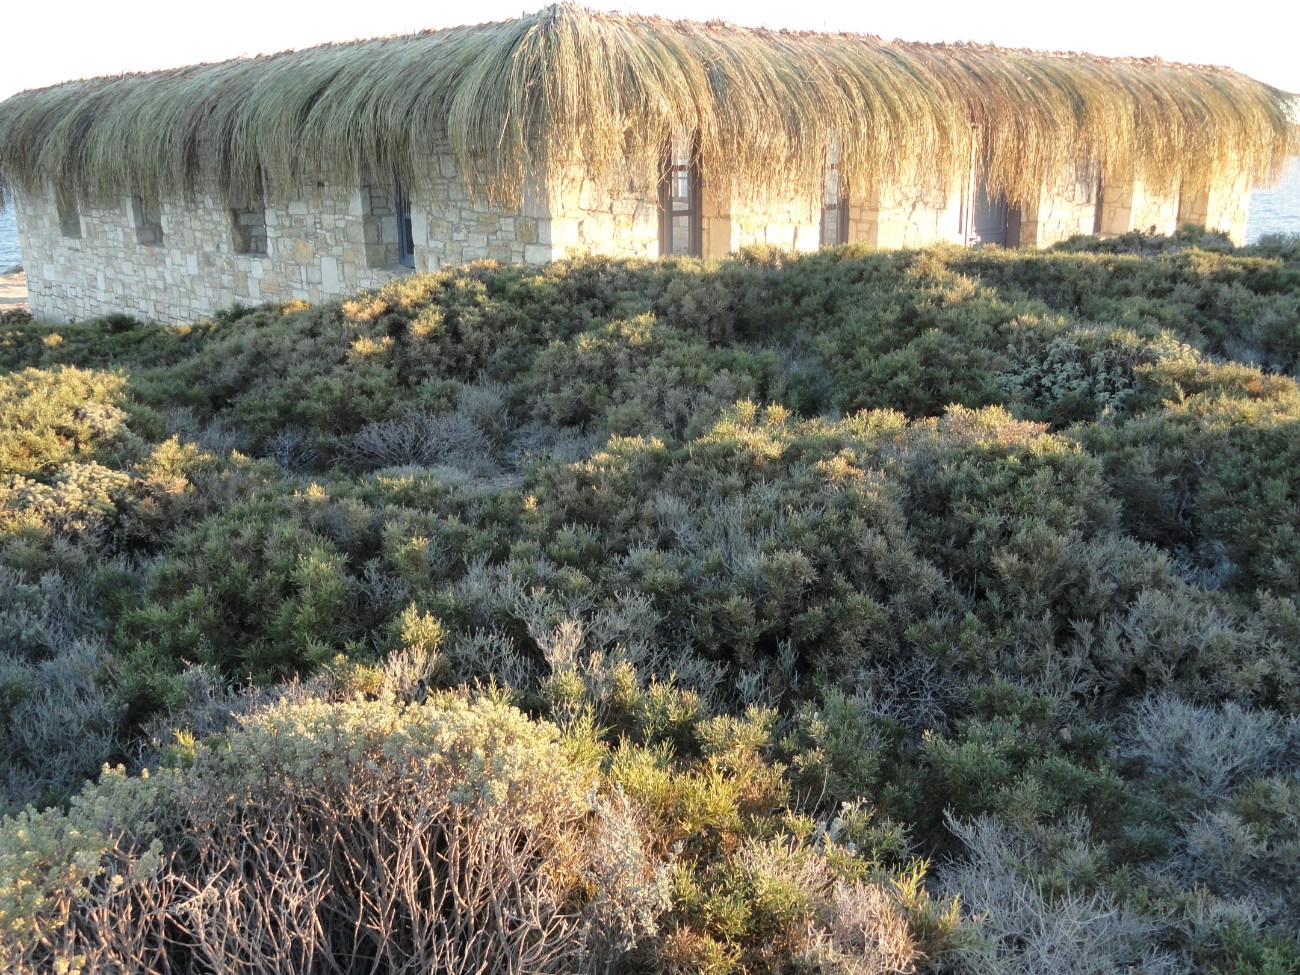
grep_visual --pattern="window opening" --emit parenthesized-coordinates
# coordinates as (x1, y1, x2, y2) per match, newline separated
(396, 181, 415, 269)
(820, 140, 849, 246)
(659, 129, 701, 257)
(230, 183, 268, 256)
(129, 195, 163, 246)
(1073, 159, 1099, 205)
(57, 194, 81, 239)
(360, 176, 414, 269)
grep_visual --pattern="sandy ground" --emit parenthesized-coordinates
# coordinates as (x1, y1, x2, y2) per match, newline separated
(0, 270, 29, 311)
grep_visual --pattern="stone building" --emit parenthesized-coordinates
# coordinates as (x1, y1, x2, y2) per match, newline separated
(0, 4, 1294, 323)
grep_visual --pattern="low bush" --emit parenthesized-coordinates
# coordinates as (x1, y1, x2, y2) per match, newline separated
(0, 694, 666, 975)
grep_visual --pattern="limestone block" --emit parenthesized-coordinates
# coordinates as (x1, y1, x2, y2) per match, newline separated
(524, 243, 552, 264)
(581, 213, 616, 244)
(321, 257, 340, 292)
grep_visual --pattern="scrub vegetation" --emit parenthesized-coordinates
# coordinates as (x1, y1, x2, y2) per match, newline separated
(2, 229, 1300, 974)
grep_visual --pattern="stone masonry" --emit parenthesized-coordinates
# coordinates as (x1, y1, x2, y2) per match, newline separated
(16, 141, 545, 324)
(12, 138, 1252, 323)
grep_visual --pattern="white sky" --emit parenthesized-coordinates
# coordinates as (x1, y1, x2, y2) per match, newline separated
(2, 0, 1298, 102)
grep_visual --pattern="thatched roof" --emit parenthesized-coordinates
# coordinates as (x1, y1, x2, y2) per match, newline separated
(0, 4, 1295, 211)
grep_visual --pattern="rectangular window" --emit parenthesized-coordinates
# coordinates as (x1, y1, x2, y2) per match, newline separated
(361, 177, 414, 268)
(820, 142, 849, 247)
(230, 184, 268, 256)
(396, 181, 415, 269)
(659, 129, 701, 257)
(56, 195, 81, 239)
(129, 195, 164, 246)
(1073, 159, 1099, 205)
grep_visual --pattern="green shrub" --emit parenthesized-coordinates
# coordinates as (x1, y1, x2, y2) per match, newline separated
(3, 239, 1300, 972)
(0, 367, 139, 477)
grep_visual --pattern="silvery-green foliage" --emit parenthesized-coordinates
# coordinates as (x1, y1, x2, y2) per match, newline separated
(848, 655, 961, 732)
(1122, 694, 1291, 804)
(0, 567, 119, 811)
(581, 794, 672, 956)
(446, 629, 537, 691)
(348, 410, 496, 473)
(192, 419, 251, 455)
(446, 555, 528, 631)
(939, 813, 1176, 975)
(141, 664, 328, 750)
(0, 636, 120, 812)
(263, 426, 318, 471)
(998, 333, 1145, 421)
(508, 419, 604, 468)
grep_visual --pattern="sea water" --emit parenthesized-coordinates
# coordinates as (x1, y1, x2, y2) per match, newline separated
(1, 169, 1299, 271)
(1247, 161, 1300, 243)
(0, 202, 20, 270)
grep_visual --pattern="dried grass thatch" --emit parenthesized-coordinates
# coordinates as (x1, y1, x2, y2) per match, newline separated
(0, 3, 1295, 211)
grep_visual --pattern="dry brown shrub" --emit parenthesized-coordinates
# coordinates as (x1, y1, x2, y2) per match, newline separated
(1, 696, 667, 975)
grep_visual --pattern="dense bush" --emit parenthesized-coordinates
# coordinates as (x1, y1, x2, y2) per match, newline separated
(3, 235, 1299, 973)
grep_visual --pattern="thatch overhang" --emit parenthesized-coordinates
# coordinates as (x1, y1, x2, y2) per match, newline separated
(0, 3, 1295, 212)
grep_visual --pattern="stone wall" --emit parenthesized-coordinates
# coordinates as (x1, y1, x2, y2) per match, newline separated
(1093, 174, 1250, 244)
(725, 191, 821, 253)
(1176, 173, 1251, 244)
(1096, 177, 1139, 237)
(700, 176, 731, 260)
(1021, 166, 1102, 246)
(848, 183, 967, 249)
(18, 180, 387, 323)
(16, 142, 538, 323)
(409, 147, 547, 270)
(12, 136, 1257, 323)
(546, 155, 661, 261)
(1129, 179, 1182, 237)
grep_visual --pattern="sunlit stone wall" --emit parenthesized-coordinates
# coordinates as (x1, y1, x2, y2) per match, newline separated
(16, 145, 537, 323)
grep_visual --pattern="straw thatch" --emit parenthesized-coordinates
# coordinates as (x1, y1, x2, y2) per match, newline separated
(0, 3, 1295, 211)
